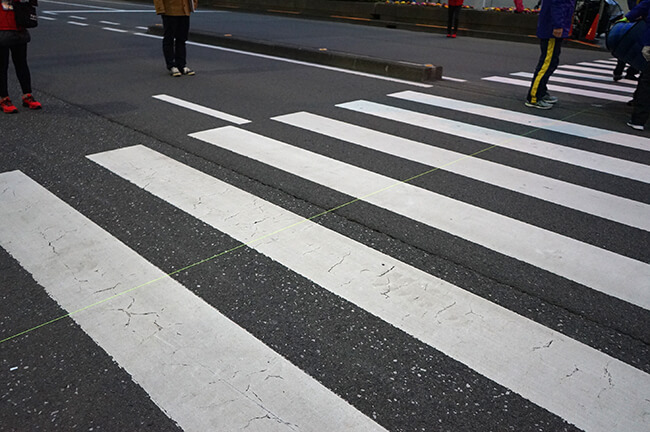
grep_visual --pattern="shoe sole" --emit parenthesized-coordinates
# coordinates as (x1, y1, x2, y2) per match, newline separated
(524, 102, 552, 110)
(627, 122, 644, 131)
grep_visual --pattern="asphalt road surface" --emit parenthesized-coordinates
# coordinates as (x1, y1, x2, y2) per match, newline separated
(1, 1, 649, 431)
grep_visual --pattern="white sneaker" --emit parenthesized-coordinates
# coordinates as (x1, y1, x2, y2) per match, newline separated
(182, 67, 195, 76)
(170, 66, 181, 77)
(524, 99, 553, 110)
(627, 121, 644, 131)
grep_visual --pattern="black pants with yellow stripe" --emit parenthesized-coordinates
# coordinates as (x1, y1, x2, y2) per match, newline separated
(527, 38, 562, 104)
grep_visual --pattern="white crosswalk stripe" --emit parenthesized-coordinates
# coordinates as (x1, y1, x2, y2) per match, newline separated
(511, 72, 636, 93)
(0, 170, 386, 432)
(87, 145, 650, 432)
(337, 100, 648, 181)
(387, 90, 649, 150)
(554, 68, 637, 84)
(482, 58, 640, 103)
(189, 125, 650, 310)
(482, 76, 631, 102)
(273, 111, 649, 230)
(2, 90, 649, 432)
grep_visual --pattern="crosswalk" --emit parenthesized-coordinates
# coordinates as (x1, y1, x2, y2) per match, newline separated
(1, 88, 649, 432)
(482, 58, 639, 103)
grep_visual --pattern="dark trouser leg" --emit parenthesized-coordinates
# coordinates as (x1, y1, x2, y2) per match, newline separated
(0, 46, 9, 97)
(447, 6, 460, 34)
(10, 43, 31, 94)
(174, 16, 190, 69)
(631, 63, 650, 126)
(613, 59, 625, 77)
(162, 15, 178, 69)
(527, 38, 562, 103)
(625, 65, 639, 78)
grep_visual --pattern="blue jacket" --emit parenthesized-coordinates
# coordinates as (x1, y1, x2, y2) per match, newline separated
(626, 0, 650, 45)
(536, 0, 577, 39)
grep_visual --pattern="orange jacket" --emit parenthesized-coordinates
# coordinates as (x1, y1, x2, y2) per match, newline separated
(153, 0, 198, 16)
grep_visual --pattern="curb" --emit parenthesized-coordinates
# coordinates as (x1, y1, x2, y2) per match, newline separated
(147, 25, 444, 82)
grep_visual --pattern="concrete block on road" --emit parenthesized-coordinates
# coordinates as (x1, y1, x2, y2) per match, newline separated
(148, 24, 443, 82)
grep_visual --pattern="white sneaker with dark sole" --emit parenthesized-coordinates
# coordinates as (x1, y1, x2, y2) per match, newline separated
(525, 100, 553, 110)
(627, 122, 644, 131)
(170, 67, 181, 77)
(182, 67, 195, 76)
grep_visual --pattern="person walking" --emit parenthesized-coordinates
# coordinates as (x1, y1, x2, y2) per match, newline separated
(153, 0, 198, 77)
(0, 0, 41, 114)
(525, 0, 577, 109)
(447, 0, 463, 38)
(622, 0, 650, 130)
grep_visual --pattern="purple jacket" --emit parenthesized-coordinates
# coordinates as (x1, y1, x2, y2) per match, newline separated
(626, 0, 650, 46)
(536, 0, 577, 39)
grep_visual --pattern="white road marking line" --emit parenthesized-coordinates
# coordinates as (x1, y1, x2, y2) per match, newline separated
(88, 145, 650, 432)
(558, 65, 614, 75)
(132, 33, 433, 87)
(511, 71, 635, 93)
(0, 170, 386, 432)
(187, 39, 435, 88)
(67, 21, 88, 26)
(482, 76, 630, 102)
(152, 94, 250, 124)
(594, 59, 618, 65)
(273, 111, 650, 230)
(38, 15, 56, 20)
(68, 15, 86, 19)
(442, 76, 467, 82)
(46, 9, 153, 13)
(99, 20, 120, 25)
(102, 27, 128, 33)
(389, 90, 650, 151)
(134, 32, 159, 39)
(339, 100, 650, 183)
(41, 0, 118, 10)
(190, 127, 650, 310)
(554, 68, 638, 84)
(577, 61, 615, 69)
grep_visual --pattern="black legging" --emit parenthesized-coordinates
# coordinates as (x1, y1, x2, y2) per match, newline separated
(0, 43, 32, 98)
(447, 6, 461, 34)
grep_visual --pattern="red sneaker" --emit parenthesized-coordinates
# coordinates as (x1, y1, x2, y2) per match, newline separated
(22, 94, 42, 110)
(1, 97, 18, 114)
(452, 34, 457, 38)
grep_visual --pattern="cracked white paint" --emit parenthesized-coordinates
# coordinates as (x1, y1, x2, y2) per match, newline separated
(86, 146, 650, 432)
(192, 125, 650, 311)
(0, 170, 385, 432)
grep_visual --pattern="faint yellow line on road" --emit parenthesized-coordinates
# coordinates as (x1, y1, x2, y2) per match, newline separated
(0, 101, 594, 345)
